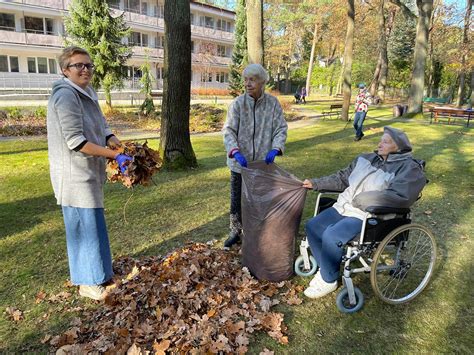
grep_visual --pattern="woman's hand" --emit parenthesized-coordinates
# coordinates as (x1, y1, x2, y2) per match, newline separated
(302, 179, 313, 189)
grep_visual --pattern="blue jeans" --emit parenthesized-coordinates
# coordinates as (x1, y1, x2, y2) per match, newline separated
(353, 111, 367, 138)
(305, 207, 362, 283)
(62, 206, 113, 285)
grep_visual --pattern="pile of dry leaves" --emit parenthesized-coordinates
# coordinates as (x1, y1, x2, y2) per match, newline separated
(107, 141, 162, 188)
(48, 242, 303, 354)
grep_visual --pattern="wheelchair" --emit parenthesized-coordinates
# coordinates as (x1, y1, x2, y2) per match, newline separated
(295, 190, 437, 313)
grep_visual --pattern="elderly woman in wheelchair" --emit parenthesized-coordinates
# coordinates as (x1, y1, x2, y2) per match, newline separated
(299, 126, 436, 313)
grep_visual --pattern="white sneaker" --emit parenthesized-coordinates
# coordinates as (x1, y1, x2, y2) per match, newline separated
(79, 285, 107, 301)
(309, 271, 323, 287)
(304, 280, 338, 299)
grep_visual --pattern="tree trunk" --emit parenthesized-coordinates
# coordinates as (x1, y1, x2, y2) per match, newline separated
(468, 71, 474, 109)
(341, 0, 355, 121)
(377, 4, 396, 102)
(246, 0, 264, 65)
(305, 23, 318, 96)
(370, 54, 382, 97)
(407, 0, 433, 115)
(456, 0, 472, 107)
(161, 0, 197, 169)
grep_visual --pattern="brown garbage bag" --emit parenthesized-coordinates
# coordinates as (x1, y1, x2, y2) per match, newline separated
(241, 161, 307, 282)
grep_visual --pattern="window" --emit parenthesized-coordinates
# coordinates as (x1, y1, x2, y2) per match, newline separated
(10, 56, 19, 72)
(142, 33, 148, 47)
(38, 57, 48, 73)
(200, 16, 214, 28)
(107, 0, 120, 9)
(130, 31, 141, 46)
(156, 66, 163, 79)
(156, 4, 164, 18)
(24, 16, 44, 34)
(217, 19, 232, 32)
(141, 2, 148, 15)
(0, 56, 19, 72)
(128, 0, 140, 13)
(155, 35, 164, 48)
(0, 13, 15, 31)
(45, 18, 54, 34)
(216, 72, 229, 83)
(217, 45, 228, 57)
(0, 56, 8, 72)
(191, 41, 194, 53)
(190, 13, 194, 25)
(201, 72, 212, 82)
(48, 58, 57, 74)
(27, 57, 36, 73)
(27, 57, 56, 74)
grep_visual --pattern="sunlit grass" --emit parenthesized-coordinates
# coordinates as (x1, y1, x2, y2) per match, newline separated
(0, 114, 472, 352)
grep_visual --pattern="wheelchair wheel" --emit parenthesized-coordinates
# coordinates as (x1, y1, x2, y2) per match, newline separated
(336, 287, 364, 313)
(294, 255, 318, 277)
(370, 223, 437, 305)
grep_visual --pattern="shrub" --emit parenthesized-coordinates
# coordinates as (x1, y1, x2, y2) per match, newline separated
(33, 106, 47, 119)
(191, 88, 230, 96)
(189, 104, 226, 133)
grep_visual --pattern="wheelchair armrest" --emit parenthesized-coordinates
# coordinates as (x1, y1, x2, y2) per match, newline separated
(365, 206, 411, 215)
(318, 189, 344, 194)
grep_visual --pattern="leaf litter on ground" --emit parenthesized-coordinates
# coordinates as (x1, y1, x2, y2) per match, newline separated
(48, 242, 303, 353)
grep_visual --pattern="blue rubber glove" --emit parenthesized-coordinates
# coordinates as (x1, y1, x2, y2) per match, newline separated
(115, 154, 133, 174)
(265, 149, 280, 164)
(233, 152, 247, 168)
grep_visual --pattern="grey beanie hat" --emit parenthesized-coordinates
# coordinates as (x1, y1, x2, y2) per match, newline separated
(384, 126, 412, 153)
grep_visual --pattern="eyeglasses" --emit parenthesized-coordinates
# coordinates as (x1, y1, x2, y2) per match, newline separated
(67, 63, 95, 71)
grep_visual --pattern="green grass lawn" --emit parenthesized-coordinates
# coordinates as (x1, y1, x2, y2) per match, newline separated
(1, 114, 473, 353)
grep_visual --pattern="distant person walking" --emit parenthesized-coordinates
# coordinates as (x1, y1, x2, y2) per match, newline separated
(353, 83, 371, 141)
(301, 86, 307, 104)
(47, 46, 132, 301)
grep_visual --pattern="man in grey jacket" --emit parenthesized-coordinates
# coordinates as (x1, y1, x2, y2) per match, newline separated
(301, 126, 426, 299)
(222, 64, 288, 248)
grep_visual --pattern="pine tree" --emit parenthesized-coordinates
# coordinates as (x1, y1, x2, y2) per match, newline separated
(139, 60, 155, 116)
(228, 0, 247, 97)
(64, 0, 131, 108)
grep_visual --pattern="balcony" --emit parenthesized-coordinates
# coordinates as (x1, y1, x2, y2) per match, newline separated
(132, 46, 163, 58)
(191, 24, 234, 42)
(0, 0, 71, 10)
(110, 8, 164, 29)
(0, 29, 62, 47)
(192, 53, 231, 67)
(0, 72, 61, 91)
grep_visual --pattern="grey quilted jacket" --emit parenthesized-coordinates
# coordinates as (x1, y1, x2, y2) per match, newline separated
(223, 92, 288, 173)
(311, 151, 426, 220)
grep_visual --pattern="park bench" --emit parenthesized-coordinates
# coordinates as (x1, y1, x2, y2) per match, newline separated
(424, 97, 449, 104)
(322, 103, 343, 119)
(430, 106, 472, 127)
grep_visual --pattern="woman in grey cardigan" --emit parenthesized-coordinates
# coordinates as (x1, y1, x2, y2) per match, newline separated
(222, 64, 288, 248)
(47, 46, 132, 300)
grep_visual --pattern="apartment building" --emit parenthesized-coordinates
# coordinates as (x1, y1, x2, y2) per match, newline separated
(0, 0, 235, 93)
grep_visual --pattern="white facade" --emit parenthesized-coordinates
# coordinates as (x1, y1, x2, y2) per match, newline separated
(0, 0, 235, 92)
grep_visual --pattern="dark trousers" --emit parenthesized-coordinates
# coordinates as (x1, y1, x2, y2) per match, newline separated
(229, 171, 242, 236)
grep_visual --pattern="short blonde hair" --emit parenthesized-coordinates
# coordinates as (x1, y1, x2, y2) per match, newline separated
(243, 64, 269, 84)
(58, 46, 90, 69)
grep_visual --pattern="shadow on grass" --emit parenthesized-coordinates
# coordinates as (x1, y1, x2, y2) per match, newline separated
(0, 194, 57, 240)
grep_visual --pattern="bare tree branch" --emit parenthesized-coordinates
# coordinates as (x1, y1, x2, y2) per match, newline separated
(389, 0, 417, 18)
